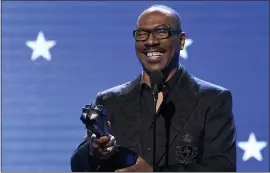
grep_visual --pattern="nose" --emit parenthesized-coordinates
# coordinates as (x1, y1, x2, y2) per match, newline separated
(145, 33, 159, 46)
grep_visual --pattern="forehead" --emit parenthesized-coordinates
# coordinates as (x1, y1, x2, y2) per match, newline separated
(137, 11, 175, 29)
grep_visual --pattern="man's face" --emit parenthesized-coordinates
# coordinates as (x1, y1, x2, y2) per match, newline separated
(134, 11, 185, 72)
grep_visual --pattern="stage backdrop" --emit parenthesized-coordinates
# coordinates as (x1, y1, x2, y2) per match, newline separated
(2, 1, 269, 172)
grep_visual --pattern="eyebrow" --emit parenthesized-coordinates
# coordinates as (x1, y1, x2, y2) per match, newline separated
(136, 24, 169, 30)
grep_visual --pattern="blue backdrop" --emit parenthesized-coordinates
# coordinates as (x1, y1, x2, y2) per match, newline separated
(2, 1, 269, 172)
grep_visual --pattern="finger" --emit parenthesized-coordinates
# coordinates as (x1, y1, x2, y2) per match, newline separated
(107, 121, 111, 129)
(116, 165, 139, 172)
(98, 136, 116, 154)
(92, 142, 99, 149)
(98, 149, 111, 157)
(95, 136, 110, 145)
(127, 165, 140, 172)
(135, 157, 153, 172)
(105, 135, 116, 148)
(136, 156, 144, 163)
(98, 147, 115, 160)
(90, 134, 98, 156)
(115, 168, 128, 172)
(90, 134, 98, 148)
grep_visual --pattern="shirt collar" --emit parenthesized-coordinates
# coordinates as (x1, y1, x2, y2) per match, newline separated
(140, 67, 182, 92)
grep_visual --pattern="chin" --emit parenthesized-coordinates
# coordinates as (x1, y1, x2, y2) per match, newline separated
(143, 64, 165, 72)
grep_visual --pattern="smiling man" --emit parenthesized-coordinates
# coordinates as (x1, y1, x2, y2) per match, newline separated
(71, 5, 236, 172)
(134, 5, 184, 84)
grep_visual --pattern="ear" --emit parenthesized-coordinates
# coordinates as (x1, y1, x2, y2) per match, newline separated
(179, 32, 186, 50)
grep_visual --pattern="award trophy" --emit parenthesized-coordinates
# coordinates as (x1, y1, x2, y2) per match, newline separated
(80, 103, 138, 170)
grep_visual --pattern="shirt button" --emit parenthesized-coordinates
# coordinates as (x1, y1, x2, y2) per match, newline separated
(148, 148, 151, 151)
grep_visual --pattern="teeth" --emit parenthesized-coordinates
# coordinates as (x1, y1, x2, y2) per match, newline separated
(147, 52, 164, 57)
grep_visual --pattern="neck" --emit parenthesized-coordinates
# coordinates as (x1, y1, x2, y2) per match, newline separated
(143, 67, 179, 87)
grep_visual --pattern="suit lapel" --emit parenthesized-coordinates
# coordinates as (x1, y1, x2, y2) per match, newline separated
(115, 75, 143, 152)
(117, 75, 141, 120)
(156, 67, 201, 165)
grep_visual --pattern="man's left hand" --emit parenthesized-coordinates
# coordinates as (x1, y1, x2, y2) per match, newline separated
(115, 156, 153, 172)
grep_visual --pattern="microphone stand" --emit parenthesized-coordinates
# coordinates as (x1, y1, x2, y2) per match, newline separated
(152, 85, 159, 172)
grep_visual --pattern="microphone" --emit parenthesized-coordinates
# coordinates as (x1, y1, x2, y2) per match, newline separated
(149, 70, 164, 172)
(149, 70, 164, 99)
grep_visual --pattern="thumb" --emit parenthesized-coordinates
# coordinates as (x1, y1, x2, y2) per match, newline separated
(107, 121, 111, 129)
(115, 165, 139, 172)
(115, 168, 128, 172)
(106, 121, 112, 135)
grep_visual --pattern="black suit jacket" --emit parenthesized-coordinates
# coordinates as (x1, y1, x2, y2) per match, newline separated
(71, 67, 236, 172)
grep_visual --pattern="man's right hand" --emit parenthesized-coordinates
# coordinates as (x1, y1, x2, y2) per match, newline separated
(89, 121, 117, 160)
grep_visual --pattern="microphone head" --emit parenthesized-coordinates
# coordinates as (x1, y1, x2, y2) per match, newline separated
(149, 70, 164, 93)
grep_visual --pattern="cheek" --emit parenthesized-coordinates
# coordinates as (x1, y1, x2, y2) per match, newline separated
(164, 43, 175, 57)
(135, 43, 141, 52)
(135, 43, 144, 57)
(167, 42, 180, 57)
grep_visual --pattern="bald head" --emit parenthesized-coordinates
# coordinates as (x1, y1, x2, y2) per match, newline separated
(137, 5, 182, 30)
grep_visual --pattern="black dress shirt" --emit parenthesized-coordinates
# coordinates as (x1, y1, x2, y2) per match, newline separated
(139, 68, 182, 166)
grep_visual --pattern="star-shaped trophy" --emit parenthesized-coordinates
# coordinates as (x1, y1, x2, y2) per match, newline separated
(80, 103, 138, 170)
(81, 104, 109, 138)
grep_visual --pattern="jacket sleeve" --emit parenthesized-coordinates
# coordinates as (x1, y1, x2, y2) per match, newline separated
(70, 137, 99, 172)
(161, 90, 237, 172)
(70, 92, 104, 172)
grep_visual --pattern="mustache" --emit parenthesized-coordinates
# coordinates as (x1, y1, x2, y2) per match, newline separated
(143, 47, 166, 53)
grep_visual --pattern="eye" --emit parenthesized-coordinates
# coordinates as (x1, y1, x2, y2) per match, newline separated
(155, 29, 168, 35)
(136, 31, 147, 36)
(154, 28, 169, 38)
(135, 31, 148, 40)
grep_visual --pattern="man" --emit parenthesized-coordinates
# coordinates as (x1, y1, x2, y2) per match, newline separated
(71, 5, 236, 172)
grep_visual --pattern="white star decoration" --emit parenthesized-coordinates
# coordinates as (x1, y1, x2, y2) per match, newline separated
(238, 133, 267, 162)
(180, 38, 193, 60)
(26, 31, 56, 61)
